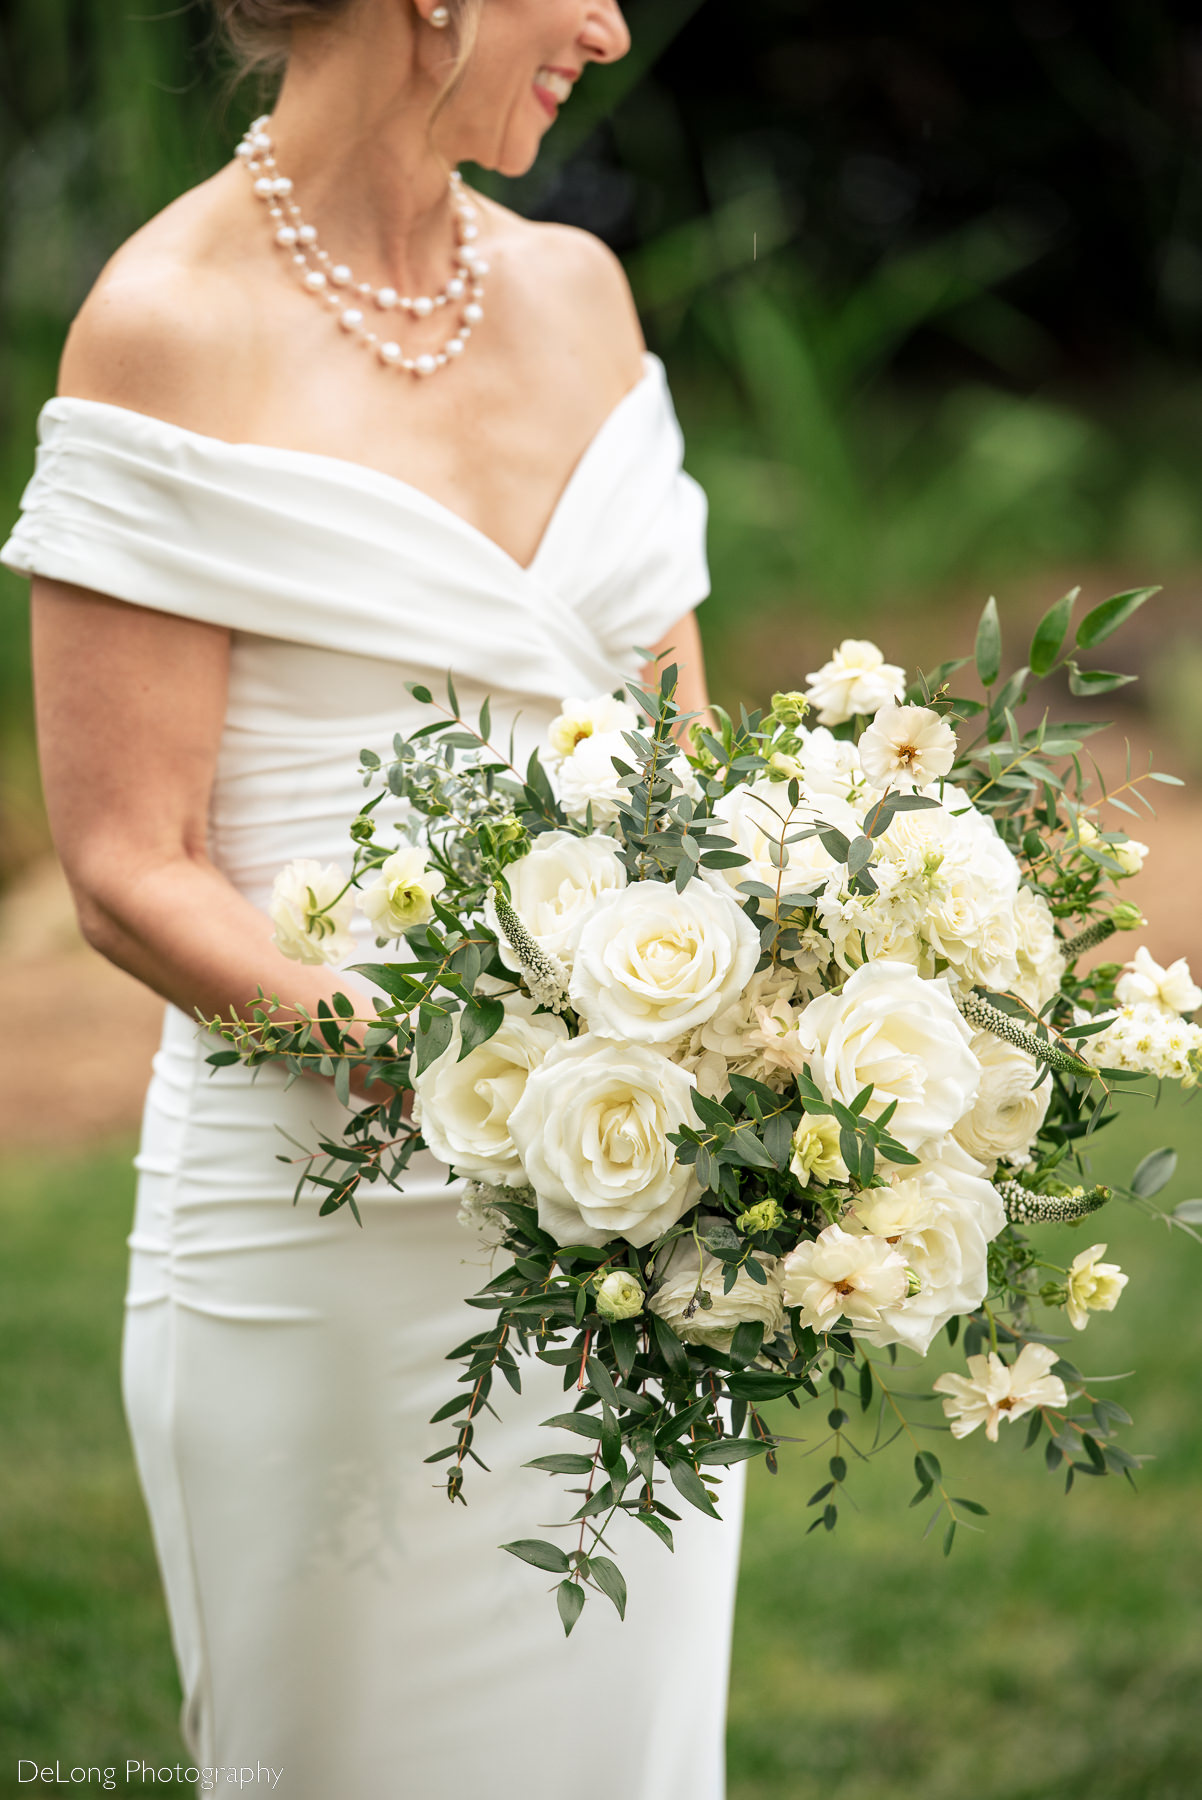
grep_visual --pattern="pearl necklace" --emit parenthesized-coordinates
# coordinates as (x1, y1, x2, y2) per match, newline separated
(236, 116, 488, 378)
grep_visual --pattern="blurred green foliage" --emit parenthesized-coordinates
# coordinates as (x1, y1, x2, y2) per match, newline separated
(3, 1094, 1201, 1794)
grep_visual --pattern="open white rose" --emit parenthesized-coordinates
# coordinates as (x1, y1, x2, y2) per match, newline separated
(483, 831, 626, 974)
(361, 845, 446, 940)
(934, 1342, 1067, 1441)
(708, 778, 862, 915)
(412, 997, 569, 1186)
(1065, 1242, 1128, 1330)
(804, 639, 906, 727)
(859, 704, 958, 790)
(1012, 886, 1066, 1011)
(544, 694, 639, 767)
(792, 960, 981, 1154)
(649, 1237, 785, 1352)
(508, 1035, 700, 1247)
(782, 1224, 910, 1330)
(570, 877, 760, 1045)
(269, 859, 356, 966)
(1116, 946, 1202, 1017)
(952, 1031, 1051, 1173)
(849, 1141, 1005, 1354)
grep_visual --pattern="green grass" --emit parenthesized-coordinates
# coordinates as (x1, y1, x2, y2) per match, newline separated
(1, 1096, 1201, 1796)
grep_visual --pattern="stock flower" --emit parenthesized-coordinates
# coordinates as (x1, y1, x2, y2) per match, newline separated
(544, 694, 638, 766)
(570, 878, 760, 1045)
(708, 778, 861, 913)
(1115, 946, 1202, 1017)
(649, 1238, 785, 1352)
(1011, 886, 1066, 1011)
(593, 1269, 645, 1322)
(782, 1224, 910, 1330)
(791, 960, 982, 1154)
(934, 1342, 1067, 1441)
(361, 845, 446, 939)
(269, 859, 356, 966)
(1081, 1002, 1202, 1081)
(804, 639, 906, 727)
(677, 962, 809, 1097)
(1065, 1243, 1128, 1331)
(788, 1114, 848, 1187)
(952, 1031, 1052, 1174)
(483, 830, 626, 974)
(508, 1036, 699, 1248)
(858, 704, 958, 790)
(412, 998, 569, 1186)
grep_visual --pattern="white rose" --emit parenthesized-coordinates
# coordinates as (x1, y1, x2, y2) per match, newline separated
(508, 1035, 700, 1247)
(858, 704, 958, 790)
(1065, 1242, 1128, 1331)
(782, 1224, 910, 1329)
(648, 1237, 785, 1352)
(544, 694, 639, 767)
(569, 877, 760, 1045)
(708, 778, 862, 914)
(849, 1141, 1005, 1354)
(269, 859, 356, 966)
(1113, 837, 1148, 876)
(1011, 887, 1066, 1011)
(361, 845, 446, 939)
(792, 960, 981, 1154)
(1116, 946, 1202, 1017)
(483, 831, 626, 974)
(934, 1342, 1067, 1441)
(952, 1031, 1051, 1173)
(412, 997, 569, 1185)
(804, 639, 906, 727)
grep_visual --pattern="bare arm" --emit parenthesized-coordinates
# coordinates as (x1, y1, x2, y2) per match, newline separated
(32, 578, 368, 1028)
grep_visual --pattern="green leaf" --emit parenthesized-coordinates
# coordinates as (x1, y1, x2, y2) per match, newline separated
(458, 994, 505, 1059)
(523, 1453, 597, 1475)
(846, 834, 873, 877)
(588, 1555, 628, 1620)
(1029, 588, 1077, 676)
(1067, 664, 1137, 697)
(1075, 586, 1158, 649)
(975, 596, 1001, 688)
(667, 1458, 721, 1518)
(635, 1510, 674, 1552)
(695, 1438, 765, 1465)
(557, 1579, 585, 1635)
(540, 1411, 604, 1440)
(1132, 1146, 1177, 1198)
(1173, 1200, 1202, 1224)
(650, 1311, 690, 1376)
(725, 1370, 799, 1400)
(502, 1538, 570, 1574)
(608, 1319, 638, 1382)
(729, 1320, 765, 1367)
(413, 1010, 454, 1076)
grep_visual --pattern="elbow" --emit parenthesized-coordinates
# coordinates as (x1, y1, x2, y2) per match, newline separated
(70, 876, 127, 964)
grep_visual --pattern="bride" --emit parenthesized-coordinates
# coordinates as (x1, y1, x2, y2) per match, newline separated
(3, 2, 744, 1794)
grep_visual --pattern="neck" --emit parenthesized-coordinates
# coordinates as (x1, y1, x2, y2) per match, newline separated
(263, 11, 461, 292)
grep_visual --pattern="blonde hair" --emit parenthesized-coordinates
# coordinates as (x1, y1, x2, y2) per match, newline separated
(215, 0, 482, 110)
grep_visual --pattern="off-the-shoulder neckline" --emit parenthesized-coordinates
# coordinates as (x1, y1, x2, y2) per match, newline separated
(42, 352, 666, 577)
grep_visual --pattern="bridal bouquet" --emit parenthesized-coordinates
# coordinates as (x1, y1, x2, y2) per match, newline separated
(209, 587, 1201, 1633)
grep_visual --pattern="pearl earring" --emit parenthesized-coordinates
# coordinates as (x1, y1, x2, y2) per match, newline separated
(429, 5, 450, 24)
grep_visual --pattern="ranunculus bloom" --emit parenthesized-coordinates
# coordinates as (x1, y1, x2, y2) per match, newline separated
(1065, 1242, 1128, 1331)
(859, 703, 957, 790)
(782, 1224, 910, 1330)
(792, 960, 981, 1155)
(1116, 946, 1202, 1018)
(361, 845, 446, 939)
(1113, 837, 1148, 876)
(934, 1342, 1067, 1441)
(412, 998, 569, 1186)
(649, 1238, 785, 1352)
(482, 830, 626, 974)
(708, 778, 862, 914)
(593, 1269, 645, 1322)
(952, 1031, 1052, 1174)
(544, 694, 639, 766)
(804, 639, 906, 727)
(269, 859, 356, 966)
(570, 877, 760, 1045)
(508, 1036, 699, 1247)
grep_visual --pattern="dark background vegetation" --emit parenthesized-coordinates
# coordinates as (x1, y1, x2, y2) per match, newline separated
(2, 4, 1201, 1795)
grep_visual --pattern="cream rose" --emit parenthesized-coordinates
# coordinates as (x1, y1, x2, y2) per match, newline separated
(952, 1031, 1051, 1173)
(269, 859, 356, 966)
(412, 998, 569, 1185)
(483, 830, 626, 974)
(648, 1237, 785, 1352)
(570, 877, 760, 1045)
(708, 778, 862, 914)
(361, 845, 446, 940)
(508, 1035, 700, 1247)
(804, 639, 906, 726)
(1065, 1242, 1128, 1330)
(791, 960, 981, 1154)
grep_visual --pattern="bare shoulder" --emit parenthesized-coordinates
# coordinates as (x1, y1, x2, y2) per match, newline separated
(58, 171, 257, 434)
(479, 199, 645, 394)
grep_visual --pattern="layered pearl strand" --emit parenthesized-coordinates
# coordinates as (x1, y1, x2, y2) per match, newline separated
(236, 116, 488, 378)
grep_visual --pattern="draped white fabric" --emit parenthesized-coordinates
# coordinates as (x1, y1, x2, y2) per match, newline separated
(2, 355, 746, 1800)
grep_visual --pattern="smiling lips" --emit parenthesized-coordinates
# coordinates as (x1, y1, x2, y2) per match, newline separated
(534, 66, 575, 117)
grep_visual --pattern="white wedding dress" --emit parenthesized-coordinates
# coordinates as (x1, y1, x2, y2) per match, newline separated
(3, 353, 746, 1799)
